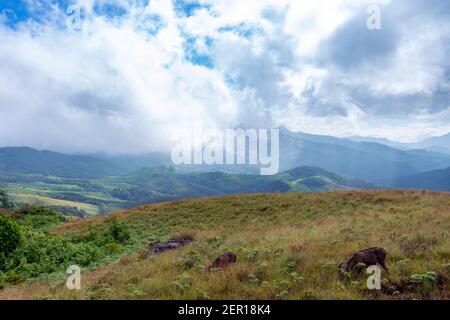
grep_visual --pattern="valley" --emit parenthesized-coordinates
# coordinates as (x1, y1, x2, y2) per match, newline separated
(2, 166, 376, 215)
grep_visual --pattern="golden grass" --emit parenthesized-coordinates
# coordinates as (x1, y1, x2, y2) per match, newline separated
(1, 190, 449, 300)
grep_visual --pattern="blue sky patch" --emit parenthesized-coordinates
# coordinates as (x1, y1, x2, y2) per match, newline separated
(173, 0, 210, 17)
(0, 0, 73, 27)
(219, 23, 260, 38)
(183, 36, 214, 69)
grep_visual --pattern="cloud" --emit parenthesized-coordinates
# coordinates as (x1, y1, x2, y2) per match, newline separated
(0, 0, 449, 153)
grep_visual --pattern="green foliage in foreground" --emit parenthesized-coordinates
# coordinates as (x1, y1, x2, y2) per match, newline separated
(0, 206, 135, 288)
(0, 216, 23, 257)
(107, 219, 131, 244)
(14, 205, 66, 229)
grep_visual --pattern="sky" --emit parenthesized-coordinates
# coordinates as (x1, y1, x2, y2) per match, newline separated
(0, 0, 449, 154)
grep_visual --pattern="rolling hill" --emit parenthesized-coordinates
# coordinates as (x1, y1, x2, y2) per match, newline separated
(1, 191, 448, 300)
(2, 166, 375, 214)
(110, 165, 376, 199)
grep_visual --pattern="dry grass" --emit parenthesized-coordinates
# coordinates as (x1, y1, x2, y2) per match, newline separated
(1, 190, 449, 300)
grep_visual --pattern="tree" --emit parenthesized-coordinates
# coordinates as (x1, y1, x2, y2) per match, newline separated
(108, 219, 131, 244)
(0, 216, 23, 257)
(0, 188, 14, 210)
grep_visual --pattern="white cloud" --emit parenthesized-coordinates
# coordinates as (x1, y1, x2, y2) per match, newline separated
(0, 0, 449, 153)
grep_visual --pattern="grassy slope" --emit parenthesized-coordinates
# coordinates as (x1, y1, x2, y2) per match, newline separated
(1, 190, 449, 300)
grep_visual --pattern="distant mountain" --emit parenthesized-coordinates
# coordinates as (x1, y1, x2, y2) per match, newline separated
(347, 135, 408, 149)
(95, 129, 450, 185)
(94, 152, 172, 172)
(391, 167, 450, 191)
(3, 127, 450, 186)
(412, 133, 450, 154)
(277, 128, 450, 185)
(0, 147, 123, 178)
(349, 132, 450, 155)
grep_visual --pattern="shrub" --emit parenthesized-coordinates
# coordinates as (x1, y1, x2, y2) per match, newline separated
(178, 250, 202, 270)
(173, 273, 192, 293)
(410, 271, 438, 297)
(14, 206, 65, 229)
(108, 219, 131, 244)
(104, 242, 124, 254)
(4, 227, 105, 278)
(0, 216, 23, 258)
(283, 254, 303, 274)
(0, 189, 14, 209)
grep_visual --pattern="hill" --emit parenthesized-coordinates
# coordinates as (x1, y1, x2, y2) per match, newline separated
(413, 133, 450, 154)
(107, 165, 376, 200)
(0, 147, 123, 178)
(278, 128, 450, 185)
(2, 166, 375, 214)
(3, 127, 450, 186)
(392, 167, 450, 191)
(0, 191, 448, 300)
(97, 128, 450, 185)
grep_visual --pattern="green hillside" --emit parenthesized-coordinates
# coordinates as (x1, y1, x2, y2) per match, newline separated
(2, 166, 375, 214)
(0, 191, 448, 300)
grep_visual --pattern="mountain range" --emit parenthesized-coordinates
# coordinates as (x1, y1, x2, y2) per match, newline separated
(349, 132, 450, 154)
(2, 127, 450, 208)
(0, 147, 123, 178)
(391, 167, 450, 191)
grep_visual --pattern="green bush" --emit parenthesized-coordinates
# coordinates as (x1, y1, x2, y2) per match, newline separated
(2, 227, 105, 278)
(104, 242, 124, 254)
(0, 216, 23, 258)
(0, 212, 134, 286)
(107, 219, 131, 244)
(0, 189, 14, 209)
(178, 250, 202, 270)
(15, 206, 65, 229)
(16, 205, 65, 218)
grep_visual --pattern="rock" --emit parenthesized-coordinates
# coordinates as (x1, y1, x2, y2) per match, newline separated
(149, 239, 192, 254)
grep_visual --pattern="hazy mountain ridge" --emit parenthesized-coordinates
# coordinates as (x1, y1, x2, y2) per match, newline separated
(2, 128, 450, 192)
(349, 132, 450, 155)
(391, 166, 450, 191)
(277, 129, 450, 185)
(0, 147, 123, 178)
